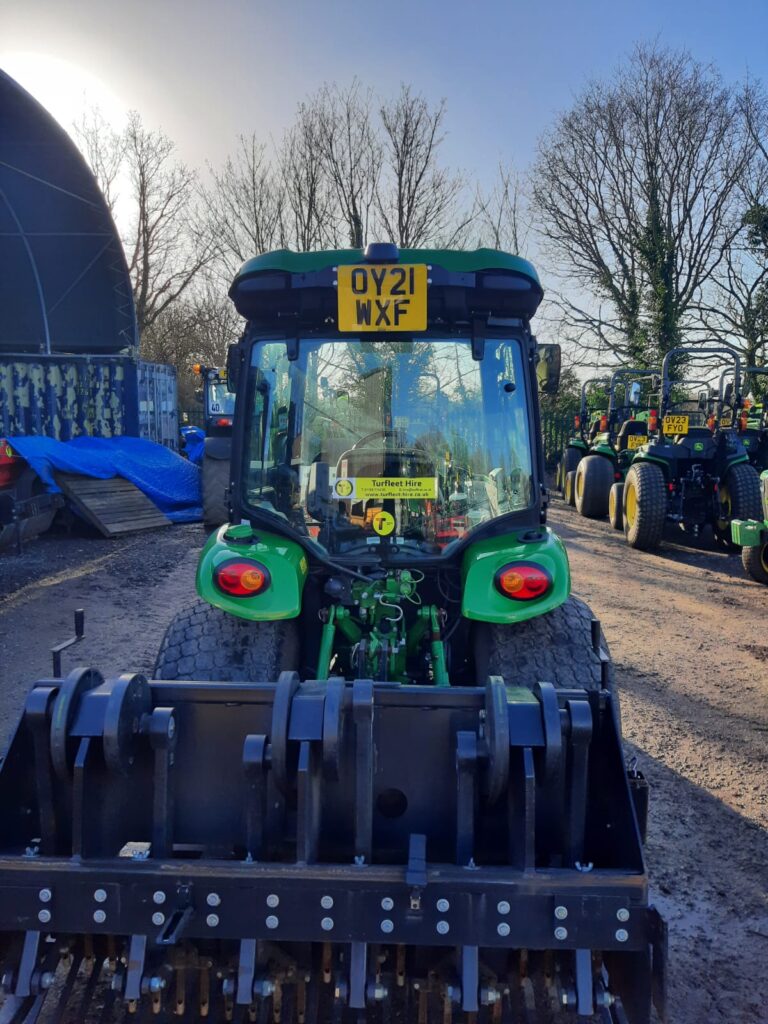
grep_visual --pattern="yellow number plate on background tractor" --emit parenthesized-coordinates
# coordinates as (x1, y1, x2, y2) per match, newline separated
(720, 412, 733, 427)
(663, 415, 689, 435)
(627, 434, 648, 450)
(337, 264, 427, 332)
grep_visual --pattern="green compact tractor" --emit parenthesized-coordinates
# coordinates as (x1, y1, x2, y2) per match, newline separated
(574, 370, 657, 524)
(0, 246, 666, 1024)
(719, 366, 768, 474)
(556, 377, 608, 507)
(193, 364, 237, 527)
(622, 346, 762, 551)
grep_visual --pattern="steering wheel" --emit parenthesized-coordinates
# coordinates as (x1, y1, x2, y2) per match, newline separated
(351, 429, 398, 449)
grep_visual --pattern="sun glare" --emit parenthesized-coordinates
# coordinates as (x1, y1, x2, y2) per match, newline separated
(0, 51, 128, 133)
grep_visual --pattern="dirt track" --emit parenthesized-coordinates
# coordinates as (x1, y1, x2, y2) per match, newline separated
(1, 510, 767, 1023)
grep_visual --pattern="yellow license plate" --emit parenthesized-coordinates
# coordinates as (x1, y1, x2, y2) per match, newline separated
(663, 415, 689, 435)
(337, 264, 427, 332)
(627, 434, 648, 450)
(720, 412, 733, 426)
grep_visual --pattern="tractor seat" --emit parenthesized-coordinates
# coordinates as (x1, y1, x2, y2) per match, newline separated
(615, 419, 648, 452)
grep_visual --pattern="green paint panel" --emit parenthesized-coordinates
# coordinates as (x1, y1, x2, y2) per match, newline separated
(730, 518, 767, 546)
(197, 525, 307, 621)
(460, 528, 570, 624)
(233, 247, 540, 288)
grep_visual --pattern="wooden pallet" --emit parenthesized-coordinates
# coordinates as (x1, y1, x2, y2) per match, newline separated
(54, 473, 172, 538)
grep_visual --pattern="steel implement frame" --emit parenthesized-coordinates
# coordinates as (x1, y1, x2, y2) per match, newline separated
(0, 672, 665, 1021)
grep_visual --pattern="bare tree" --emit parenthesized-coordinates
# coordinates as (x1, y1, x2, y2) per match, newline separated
(124, 113, 214, 335)
(202, 135, 284, 280)
(474, 164, 529, 253)
(532, 44, 754, 367)
(376, 86, 471, 247)
(72, 108, 125, 216)
(279, 101, 340, 250)
(314, 81, 381, 248)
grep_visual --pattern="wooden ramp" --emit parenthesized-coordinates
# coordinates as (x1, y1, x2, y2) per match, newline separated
(55, 473, 172, 538)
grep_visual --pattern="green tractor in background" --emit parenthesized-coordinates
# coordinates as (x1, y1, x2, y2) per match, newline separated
(718, 365, 768, 474)
(572, 368, 658, 523)
(622, 346, 762, 551)
(556, 376, 609, 507)
(732, 468, 768, 584)
(0, 245, 666, 1024)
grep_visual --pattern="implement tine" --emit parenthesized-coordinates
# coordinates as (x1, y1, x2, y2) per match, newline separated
(75, 956, 104, 1024)
(48, 952, 84, 1024)
(19, 995, 45, 1024)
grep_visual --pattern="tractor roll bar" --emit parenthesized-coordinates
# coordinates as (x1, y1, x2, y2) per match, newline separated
(661, 346, 742, 414)
(607, 367, 660, 417)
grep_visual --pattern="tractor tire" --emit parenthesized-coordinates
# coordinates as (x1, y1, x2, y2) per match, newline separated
(623, 462, 666, 551)
(558, 447, 583, 495)
(475, 595, 612, 693)
(154, 598, 300, 681)
(574, 455, 613, 518)
(742, 540, 768, 585)
(202, 453, 230, 528)
(714, 462, 763, 550)
(0, 469, 58, 552)
(608, 482, 624, 531)
(564, 470, 577, 507)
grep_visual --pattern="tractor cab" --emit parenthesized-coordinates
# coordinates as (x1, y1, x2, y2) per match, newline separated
(194, 364, 235, 436)
(225, 245, 554, 564)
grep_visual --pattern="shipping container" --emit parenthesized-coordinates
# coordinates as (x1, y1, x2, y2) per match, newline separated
(0, 354, 178, 448)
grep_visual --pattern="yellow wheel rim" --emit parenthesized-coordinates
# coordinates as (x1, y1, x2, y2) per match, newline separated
(609, 489, 616, 519)
(625, 482, 638, 527)
(717, 484, 731, 531)
(576, 473, 584, 499)
(762, 543, 768, 574)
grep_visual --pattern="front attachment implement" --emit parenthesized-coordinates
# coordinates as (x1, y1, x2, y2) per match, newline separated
(0, 668, 665, 1023)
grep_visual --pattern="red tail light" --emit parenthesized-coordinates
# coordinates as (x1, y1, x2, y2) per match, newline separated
(216, 417, 232, 427)
(739, 412, 749, 431)
(599, 415, 608, 431)
(648, 410, 658, 432)
(574, 415, 581, 430)
(494, 562, 552, 601)
(214, 559, 271, 597)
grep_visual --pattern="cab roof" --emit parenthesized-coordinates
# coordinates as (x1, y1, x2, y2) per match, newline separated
(229, 246, 543, 326)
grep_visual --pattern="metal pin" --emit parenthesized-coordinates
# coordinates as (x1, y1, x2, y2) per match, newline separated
(321, 917, 334, 931)
(93, 910, 107, 924)
(266, 915, 279, 930)
(94, 889, 107, 903)
(206, 914, 219, 928)
(554, 926, 568, 941)
(320, 895, 334, 910)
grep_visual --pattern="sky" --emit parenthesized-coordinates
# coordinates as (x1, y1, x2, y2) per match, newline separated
(2, 0, 767, 192)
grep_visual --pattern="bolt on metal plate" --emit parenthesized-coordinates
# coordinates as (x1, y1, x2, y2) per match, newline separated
(554, 926, 568, 941)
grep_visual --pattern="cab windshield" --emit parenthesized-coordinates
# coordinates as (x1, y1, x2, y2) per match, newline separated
(242, 336, 534, 556)
(207, 382, 236, 417)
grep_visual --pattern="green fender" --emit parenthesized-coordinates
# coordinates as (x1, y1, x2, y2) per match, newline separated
(196, 524, 307, 621)
(460, 528, 570, 624)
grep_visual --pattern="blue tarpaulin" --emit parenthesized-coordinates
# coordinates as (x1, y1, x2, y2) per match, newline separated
(9, 436, 202, 523)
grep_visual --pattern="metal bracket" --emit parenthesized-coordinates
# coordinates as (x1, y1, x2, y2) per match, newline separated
(51, 609, 85, 678)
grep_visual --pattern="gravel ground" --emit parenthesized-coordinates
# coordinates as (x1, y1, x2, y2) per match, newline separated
(0, 510, 766, 1022)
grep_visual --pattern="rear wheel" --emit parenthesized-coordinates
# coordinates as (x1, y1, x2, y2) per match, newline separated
(0, 469, 58, 552)
(564, 471, 577, 507)
(623, 462, 666, 551)
(154, 598, 300, 681)
(574, 455, 614, 518)
(202, 453, 230, 528)
(742, 540, 768, 585)
(559, 446, 583, 494)
(608, 482, 624, 530)
(475, 595, 612, 693)
(714, 462, 762, 549)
